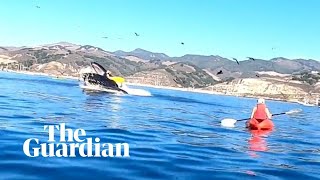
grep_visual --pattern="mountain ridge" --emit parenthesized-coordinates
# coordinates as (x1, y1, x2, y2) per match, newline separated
(113, 48, 170, 61)
(111, 46, 320, 76)
(0, 41, 319, 87)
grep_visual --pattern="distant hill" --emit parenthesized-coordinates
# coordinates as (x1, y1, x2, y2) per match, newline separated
(292, 71, 320, 85)
(113, 48, 169, 61)
(170, 55, 320, 75)
(1, 42, 319, 104)
(168, 54, 231, 68)
(0, 42, 218, 88)
(114, 49, 320, 78)
(126, 62, 217, 88)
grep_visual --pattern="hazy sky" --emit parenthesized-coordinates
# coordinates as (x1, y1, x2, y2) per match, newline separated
(0, 0, 319, 60)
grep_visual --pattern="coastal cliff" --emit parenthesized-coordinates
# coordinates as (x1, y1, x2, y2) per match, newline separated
(203, 77, 319, 104)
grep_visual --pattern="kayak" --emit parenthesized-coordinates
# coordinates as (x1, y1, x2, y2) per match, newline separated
(248, 118, 274, 130)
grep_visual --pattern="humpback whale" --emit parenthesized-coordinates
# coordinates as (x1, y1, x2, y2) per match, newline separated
(80, 62, 128, 94)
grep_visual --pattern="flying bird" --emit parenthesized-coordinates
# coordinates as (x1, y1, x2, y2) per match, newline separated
(181, 42, 184, 45)
(232, 58, 239, 65)
(102, 36, 108, 39)
(35, 5, 40, 8)
(216, 70, 223, 75)
(134, 32, 139, 36)
(247, 57, 255, 61)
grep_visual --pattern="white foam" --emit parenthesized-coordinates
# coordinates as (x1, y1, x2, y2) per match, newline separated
(123, 87, 152, 96)
(79, 84, 124, 95)
(220, 118, 237, 127)
(79, 83, 152, 97)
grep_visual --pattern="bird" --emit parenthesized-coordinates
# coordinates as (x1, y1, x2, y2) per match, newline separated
(256, 74, 260, 78)
(232, 58, 239, 65)
(217, 70, 223, 75)
(181, 42, 184, 45)
(102, 36, 108, 39)
(247, 57, 255, 61)
(35, 5, 40, 8)
(134, 32, 139, 36)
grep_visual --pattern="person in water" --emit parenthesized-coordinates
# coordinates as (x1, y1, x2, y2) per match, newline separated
(107, 70, 126, 88)
(246, 98, 272, 128)
(106, 70, 113, 78)
(105, 70, 124, 88)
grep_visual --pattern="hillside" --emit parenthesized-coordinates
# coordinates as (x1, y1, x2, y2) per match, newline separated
(0, 42, 319, 104)
(292, 71, 320, 86)
(203, 77, 319, 104)
(112, 49, 320, 80)
(0, 42, 217, 88)
(126, 62, 217, 88)
(113, 48, 169, 61)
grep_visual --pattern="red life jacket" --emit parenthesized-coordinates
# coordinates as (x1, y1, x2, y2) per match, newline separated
(253, 104, 268, 120)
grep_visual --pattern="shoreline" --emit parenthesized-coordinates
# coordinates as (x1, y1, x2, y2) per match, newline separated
(1, 69, 318, 106)
(2, 69, 79, 80)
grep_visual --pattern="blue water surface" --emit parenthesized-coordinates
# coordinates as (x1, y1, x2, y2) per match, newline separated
(0, 71, 319, 180)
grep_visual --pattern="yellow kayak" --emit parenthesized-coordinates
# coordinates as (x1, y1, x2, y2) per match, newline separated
(109, 76, 125, 83)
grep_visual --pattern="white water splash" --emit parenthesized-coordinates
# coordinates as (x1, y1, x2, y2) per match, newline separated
(122, 85, 152, 97)
(79, 84, 124, 95)
(79, 83, 152, 97)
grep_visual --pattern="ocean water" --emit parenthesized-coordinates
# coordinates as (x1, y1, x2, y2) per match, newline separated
(0, 71, 320, 180)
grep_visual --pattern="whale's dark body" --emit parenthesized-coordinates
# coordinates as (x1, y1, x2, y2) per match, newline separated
(81, 62, 128, 94)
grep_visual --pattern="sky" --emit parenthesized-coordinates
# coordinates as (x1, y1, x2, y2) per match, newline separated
(0, 0, 319, 60)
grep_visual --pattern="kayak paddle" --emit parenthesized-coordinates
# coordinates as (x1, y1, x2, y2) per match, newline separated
(220, 109, 302, 127)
